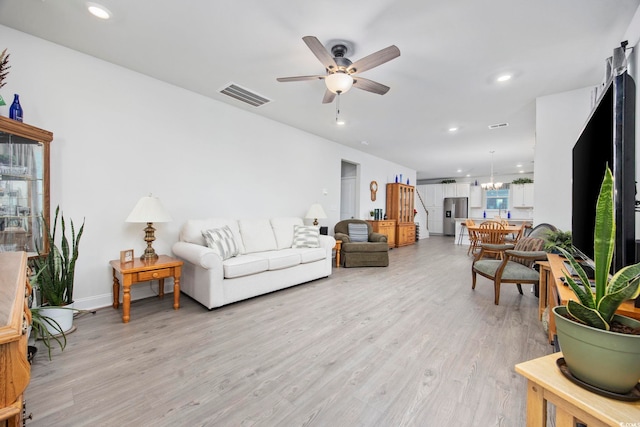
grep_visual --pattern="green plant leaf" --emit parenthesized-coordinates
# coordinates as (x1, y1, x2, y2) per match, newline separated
(567, 300, 608, 330)
(597, 275, 640, 322)
(593, 167, 615, 303)
(557, 247, 595, 308)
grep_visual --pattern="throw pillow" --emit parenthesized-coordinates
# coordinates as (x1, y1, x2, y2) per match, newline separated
(348, 223, 369, 242)
(292, 225, 320, 248)
(202, 226, 239, 260)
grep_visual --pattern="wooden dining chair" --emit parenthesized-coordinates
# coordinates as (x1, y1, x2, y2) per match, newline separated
(505, 223, 526, 244)
(476, 221, 507, 258)
(466, 219, 479, 255)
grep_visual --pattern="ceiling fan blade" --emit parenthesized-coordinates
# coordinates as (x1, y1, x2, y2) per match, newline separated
(277, 75, 325, 82)
(353, 77, 390, 95)
(347, 45, 400, 74)
(302, 36, 338, 71)
(322, 89, 336, 104)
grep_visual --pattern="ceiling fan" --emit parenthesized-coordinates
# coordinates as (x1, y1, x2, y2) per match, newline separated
(277, 36, 400, 104)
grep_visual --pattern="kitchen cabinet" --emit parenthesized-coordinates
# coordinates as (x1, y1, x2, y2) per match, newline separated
(443, 183, 470, 198)
(427, 206, 444, 234)
(511, 183, 534, 207)
(470, 186, 482, 207)
(0, 117, 52, 256)
(423, 184, 443, 207)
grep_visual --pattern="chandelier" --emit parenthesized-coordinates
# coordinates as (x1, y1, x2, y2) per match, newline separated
(481, 151, 503, 190)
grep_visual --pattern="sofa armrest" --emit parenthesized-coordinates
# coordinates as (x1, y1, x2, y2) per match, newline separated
(172, 241, 223, 270)
(334, 232, 351, 243)
(318, 234, 337, 250)
(369, 232, 388, 243)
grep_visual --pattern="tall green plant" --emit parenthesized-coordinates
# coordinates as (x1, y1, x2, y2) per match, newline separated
(557, 167, 640, 330)
(33, 206, 85, 306)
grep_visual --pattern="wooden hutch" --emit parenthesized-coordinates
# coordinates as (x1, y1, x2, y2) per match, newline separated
(386, 183, 416, 247)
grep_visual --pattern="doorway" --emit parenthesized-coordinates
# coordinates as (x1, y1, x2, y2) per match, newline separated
(340, 160, 360, 220)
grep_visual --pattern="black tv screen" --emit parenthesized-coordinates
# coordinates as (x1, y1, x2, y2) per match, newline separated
(571, 71, 636, 272)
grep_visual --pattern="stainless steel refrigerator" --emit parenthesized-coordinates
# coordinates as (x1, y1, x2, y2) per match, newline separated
(443, 197, 468, 236)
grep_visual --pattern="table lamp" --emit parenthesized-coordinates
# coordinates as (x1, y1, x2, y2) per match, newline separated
(126, 194, 172, 260)
(305, 203, 327, 226)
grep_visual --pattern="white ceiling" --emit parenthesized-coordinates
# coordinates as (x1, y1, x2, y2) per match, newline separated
(1, 0, 639, 180)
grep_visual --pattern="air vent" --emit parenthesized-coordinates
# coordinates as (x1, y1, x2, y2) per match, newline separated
(488, 122, 509, 129)
(219, 83, 271, 107)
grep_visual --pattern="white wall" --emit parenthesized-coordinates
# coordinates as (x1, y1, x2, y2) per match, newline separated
(534, 87, 593, 231)
(0, 25, 414, 309)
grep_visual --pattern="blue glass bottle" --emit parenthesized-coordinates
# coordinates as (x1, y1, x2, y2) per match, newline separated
(9, 94, 23, 122)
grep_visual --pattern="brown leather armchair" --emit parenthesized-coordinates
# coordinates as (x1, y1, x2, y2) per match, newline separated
(334, 219, 389, 267)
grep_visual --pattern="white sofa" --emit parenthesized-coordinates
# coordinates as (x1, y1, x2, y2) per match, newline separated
(172, 217, 336, 309)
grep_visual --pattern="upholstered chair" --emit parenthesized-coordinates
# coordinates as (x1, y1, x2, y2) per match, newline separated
(471, 236, 547, 305)
(334, 219, 389, 267)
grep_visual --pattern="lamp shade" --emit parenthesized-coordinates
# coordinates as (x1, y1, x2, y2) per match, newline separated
(125, 195, 172, 223)
(305, 203, 327, 220)
(325, 72, 353, 94)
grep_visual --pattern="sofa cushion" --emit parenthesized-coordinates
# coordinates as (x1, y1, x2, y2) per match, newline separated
(202, 226, 239, 260)
(271, 217, 304, 249)
(238, 219, 278, 254)
(252, 250, 301, 270)
(296, 247, 326, 264)
(222, 255, 269, 278)
(348, 223, 369, 242)
(292, 225, 320, 248)
(180, 218, 245, 253)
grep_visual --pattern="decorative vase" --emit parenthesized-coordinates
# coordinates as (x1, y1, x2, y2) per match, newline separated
(9, 94, 22, 122)
(39, 303, 75, 335)
(553, 305, 640, 394)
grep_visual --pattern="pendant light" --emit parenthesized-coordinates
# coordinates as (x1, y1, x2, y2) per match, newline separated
(481, 151, 503, 190)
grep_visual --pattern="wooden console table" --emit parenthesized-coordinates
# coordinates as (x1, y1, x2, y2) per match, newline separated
(516, 352, 640, 426)
(110, 255, 182, 323)
(539, 253, 640, 344)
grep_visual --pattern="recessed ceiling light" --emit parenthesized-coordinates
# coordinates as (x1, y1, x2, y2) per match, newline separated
(516, 163, 523, 168)
(87, 2, 111, 19)
(496, 74, 512, 83)
(448, 127, 458, 132)
(457, 169, 462, 173)
(336, 119, 345, 126)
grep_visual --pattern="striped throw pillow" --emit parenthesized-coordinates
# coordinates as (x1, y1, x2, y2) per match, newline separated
(202, 226, 239, 260)
(348, 223, 369, 242)
(292, 225, 320, 248)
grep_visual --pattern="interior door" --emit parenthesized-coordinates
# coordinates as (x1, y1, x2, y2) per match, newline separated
(340, 176, 356, 220)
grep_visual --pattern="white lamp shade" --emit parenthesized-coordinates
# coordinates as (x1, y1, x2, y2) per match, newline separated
(305, 203, 327, 220)
(125, 196, 172, 223)
(325, 73, 353, 94)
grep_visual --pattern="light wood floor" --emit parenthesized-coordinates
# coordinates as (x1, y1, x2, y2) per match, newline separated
(25, 236, 553, 426)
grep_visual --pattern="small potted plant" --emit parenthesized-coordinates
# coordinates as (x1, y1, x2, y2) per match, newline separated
(543, 229, 573, 254)
(31, 206, 85, 336)
(553, 167, 640, 394)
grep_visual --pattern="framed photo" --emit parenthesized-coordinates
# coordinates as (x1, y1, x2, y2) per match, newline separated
(120, 249, 134, 263)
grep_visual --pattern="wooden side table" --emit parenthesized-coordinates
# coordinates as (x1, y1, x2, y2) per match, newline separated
(334, 240, 342, 267)
(109, 255, 183, 323)
(515, 352, 640, 426)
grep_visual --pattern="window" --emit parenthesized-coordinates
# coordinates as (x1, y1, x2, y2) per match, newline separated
(485, 189, 509, 210)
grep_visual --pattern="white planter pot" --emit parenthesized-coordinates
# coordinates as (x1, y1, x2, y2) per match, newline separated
(38, 303, 74, 334)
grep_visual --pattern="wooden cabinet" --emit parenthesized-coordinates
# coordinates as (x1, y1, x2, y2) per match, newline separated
(0, 117, 52, 256)
(0, 252, 31, 426)
(386, 183, 415, 247)
(367, 219, 397, 248)
(511, 183, 534, 207)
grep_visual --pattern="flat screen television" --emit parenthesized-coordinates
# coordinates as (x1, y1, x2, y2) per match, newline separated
(571, 71, 636, 273)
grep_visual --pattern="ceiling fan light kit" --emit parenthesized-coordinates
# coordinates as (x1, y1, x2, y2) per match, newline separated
(325, 72, 353, 94)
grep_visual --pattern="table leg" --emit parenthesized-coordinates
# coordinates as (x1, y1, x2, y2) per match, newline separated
(539, 266, 548, 320)
(158, 278, 165, 299)
(525, 379, 546, 427)
(173, 275, 180, 310)
(122, 284, 131, 323)
(554, 408, 575, 427)
(112, 269, 120, 309)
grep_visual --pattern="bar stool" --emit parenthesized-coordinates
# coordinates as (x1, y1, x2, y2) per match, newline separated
(457, 222, 466, 245)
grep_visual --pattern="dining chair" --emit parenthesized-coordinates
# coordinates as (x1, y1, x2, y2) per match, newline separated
(475, 221, 506, 258)
(505, 223, 526, 244)
(465, 219, 479, 255)
(471, 236, 547, 305)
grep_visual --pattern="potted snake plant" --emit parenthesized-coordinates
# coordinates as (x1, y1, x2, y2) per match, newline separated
(553, 167, 640, 394)
(31, 206, 85, 336)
